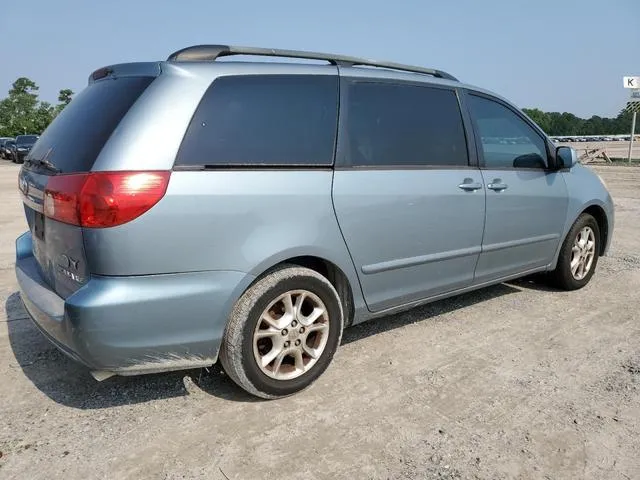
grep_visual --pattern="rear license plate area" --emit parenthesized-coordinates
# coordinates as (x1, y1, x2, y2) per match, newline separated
(34, 211, 45, 241)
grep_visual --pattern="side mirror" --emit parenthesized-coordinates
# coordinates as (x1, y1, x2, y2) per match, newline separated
(513, 153, 547, 169)
(556, 146, 578, 169)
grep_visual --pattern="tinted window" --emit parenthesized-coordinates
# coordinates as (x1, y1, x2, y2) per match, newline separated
(468, 94, 548, 169)
(28, 76, 154, 173)
(176, 75, 338, 166)
(342, 82, 468, 167)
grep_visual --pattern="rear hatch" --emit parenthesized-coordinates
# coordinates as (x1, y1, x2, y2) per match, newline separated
(18, 73, 156, 298)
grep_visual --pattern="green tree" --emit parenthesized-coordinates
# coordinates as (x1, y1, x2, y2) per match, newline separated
(0, 78, 73, 137)
(58, 88, 73, 105)
(55, 88, 74, 115)
(33, 102, 56, 133)
(523, 107, 635, 136)
(523, 108, 551, 133)
(0, 77, 40, 136)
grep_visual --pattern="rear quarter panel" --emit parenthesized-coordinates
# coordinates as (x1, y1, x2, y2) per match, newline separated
(82, 170, 367, 313)
(90, 65, 213, 172)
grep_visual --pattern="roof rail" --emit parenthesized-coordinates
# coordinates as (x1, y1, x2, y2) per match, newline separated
(166, 44, 458, 81)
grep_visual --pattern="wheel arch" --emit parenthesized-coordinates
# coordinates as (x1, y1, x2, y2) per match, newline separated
(249, 254, 358, 328)
(286, 256, 355, 327)
(550, 201, 611, 271)
(581, 204, 609, 256)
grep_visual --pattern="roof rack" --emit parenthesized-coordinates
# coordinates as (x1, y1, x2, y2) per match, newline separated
(166, 44, 458, 81)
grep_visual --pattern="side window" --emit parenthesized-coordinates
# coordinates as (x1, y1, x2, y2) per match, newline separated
(176, 75, 338, 166)
(343, 82, 468, 167)
(467, 94, 548, 169)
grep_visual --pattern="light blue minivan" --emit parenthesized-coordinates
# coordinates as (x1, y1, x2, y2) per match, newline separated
(15, 45, 614, 398)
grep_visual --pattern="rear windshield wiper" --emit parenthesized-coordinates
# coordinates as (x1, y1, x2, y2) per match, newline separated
(26, 158, 61, 174)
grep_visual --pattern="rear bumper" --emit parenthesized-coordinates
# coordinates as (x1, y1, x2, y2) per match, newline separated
(15, 231, 254, 375)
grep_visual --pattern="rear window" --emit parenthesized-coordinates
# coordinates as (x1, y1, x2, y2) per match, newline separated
(28, 76, 154, 173)
(175, 74, 339, 167)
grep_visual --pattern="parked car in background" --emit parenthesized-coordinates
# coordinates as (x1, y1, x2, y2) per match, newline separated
(5, 140, 17, 161)
(0, 137, 15, 159)
(12, 135, 39, 163)
(15, 44, 615, 399)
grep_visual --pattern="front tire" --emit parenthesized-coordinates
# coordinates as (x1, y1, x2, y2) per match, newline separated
(219, 265, 344, 399)
(548, 213, 600, 290)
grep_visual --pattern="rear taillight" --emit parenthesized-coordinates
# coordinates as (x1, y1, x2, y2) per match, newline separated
(44, 171, 171, 228)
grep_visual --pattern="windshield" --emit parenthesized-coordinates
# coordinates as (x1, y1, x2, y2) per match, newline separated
(16, 135, 38, 145)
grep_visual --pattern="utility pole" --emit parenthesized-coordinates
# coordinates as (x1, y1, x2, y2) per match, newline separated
(623, 77, 640, 163)
(629, 111, 637, 163)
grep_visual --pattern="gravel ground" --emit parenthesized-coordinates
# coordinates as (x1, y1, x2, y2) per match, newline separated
(1, 161, 639, 479)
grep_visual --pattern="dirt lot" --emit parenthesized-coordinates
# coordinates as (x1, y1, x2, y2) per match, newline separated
(1, 161, 639, 480)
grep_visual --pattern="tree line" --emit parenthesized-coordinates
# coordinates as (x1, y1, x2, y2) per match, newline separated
(522, 108, 634, 136)
(0, 76, 635, 138)
(0, 77, 73, 137)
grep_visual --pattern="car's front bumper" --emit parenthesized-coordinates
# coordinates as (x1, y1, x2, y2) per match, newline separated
(15, 231, 253, 376)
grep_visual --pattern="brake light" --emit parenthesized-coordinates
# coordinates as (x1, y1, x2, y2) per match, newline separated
(44, 171, 171, 228)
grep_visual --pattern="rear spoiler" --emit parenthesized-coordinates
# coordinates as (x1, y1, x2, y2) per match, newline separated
(88, 62, 162, 85)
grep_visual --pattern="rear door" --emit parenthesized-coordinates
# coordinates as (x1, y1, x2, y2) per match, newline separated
(332, 78, 485, 312)
(465, 92, 569, 282)
(18, 75, 155, 298)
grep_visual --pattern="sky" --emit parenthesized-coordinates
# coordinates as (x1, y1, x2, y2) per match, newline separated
(2, 0, 638, 118)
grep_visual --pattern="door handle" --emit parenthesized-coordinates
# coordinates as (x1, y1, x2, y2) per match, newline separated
(487, 182, 508, 191)
(458, 181, 483, 191)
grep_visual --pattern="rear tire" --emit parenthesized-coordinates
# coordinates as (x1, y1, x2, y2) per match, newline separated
(219, 265, 344, 399)
(548, 213, 600, 290)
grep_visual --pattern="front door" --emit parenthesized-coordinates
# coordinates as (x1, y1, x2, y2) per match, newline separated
(465, 93, 569, 283)
(332, 79, 486, 312)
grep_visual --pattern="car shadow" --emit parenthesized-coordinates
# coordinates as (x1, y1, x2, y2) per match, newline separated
(4, 292, 259, 408)
(6, 281, 530, 409)
(507, 273, 562, 293)
(341, 282, 522, 345)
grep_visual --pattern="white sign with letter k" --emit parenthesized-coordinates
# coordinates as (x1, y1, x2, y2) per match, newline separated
(624, 76, 640, 88)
